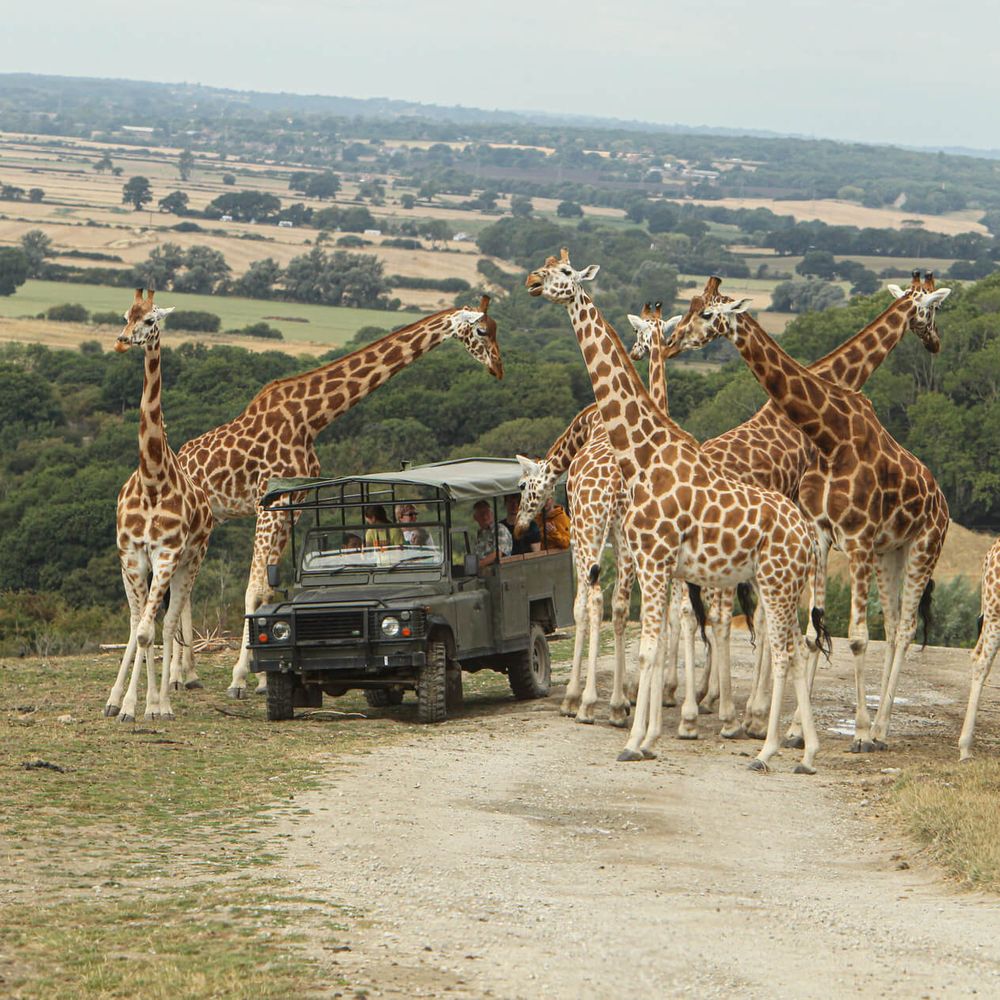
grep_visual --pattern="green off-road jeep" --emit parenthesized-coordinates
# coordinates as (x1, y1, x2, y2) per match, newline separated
(249, 459, 574, 723)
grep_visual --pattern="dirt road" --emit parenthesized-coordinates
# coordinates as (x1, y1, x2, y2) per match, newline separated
(274, 633, 1000, 999)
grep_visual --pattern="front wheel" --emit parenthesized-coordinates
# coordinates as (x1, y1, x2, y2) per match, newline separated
(417, 640, 448, 724)
(508, 624, 551, 700)
(265, 672, 295, 721)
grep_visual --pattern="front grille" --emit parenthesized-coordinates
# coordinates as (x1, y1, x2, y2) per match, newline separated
(295, 611, 366, 642)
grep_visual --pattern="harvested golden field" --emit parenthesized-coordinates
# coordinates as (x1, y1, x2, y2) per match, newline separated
(685, 196, 986, 236)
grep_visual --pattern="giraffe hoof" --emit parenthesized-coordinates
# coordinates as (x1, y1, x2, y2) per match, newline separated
(103, 704, 120, 718)
(254, 686, 267, 696)
(640, 747, 657, 759)
(118, 713, 135, 724)
(160, 712, 175, 722)
(721, 725, 745, 740)
(782, 735, 806, 750)
(662, 696, 677, 708)
(617, 749, 645, 762)
(608, 716, 629, 729)
(793, 763, 817, 775)
(746, 726, 768, 741)
(559, 706, 578, 718)
(170, 681, 182, 692)
(185, 679, 204, 691)
(747, 759, 769, 773)
(574, 716, 596, 726)
(144, 711, 158, 720)
(871, 739, 888, 751)
(697, 702, 713, 716)
(850, 740, 876, 754)
(226, 686, 246, 700)
(676, 729, 699, 741)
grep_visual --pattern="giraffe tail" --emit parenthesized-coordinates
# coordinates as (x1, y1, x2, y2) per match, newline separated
(811, 606, 833, 660)
(918, 579, 935, 649)
(736, 581, 756, 647)
(686, 582, 709, 644)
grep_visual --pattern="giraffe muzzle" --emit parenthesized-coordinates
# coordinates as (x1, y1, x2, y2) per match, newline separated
(525, 274, 544, 296)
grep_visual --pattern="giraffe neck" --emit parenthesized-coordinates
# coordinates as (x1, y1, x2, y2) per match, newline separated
(137, 337, 169, 487)
(543, 404, 601, 477)
(257, 310, 457, 434)
(647, 320, 670, 416)
(732, 313, 851, 455)
(809, 297, 917, 390)
(565, 289, 676, 487)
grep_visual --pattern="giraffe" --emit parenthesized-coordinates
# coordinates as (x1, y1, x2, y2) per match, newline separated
(174, 298, 504, 698)
(958, 537, 1000, 760)
(104, 290, 214, 722)
(668, 276, 950, 753)
(633, 271, 952, 737)
(526, 250, 829, 770)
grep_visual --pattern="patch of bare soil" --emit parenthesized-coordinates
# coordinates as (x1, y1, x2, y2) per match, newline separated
(272, 632, 1000, 999)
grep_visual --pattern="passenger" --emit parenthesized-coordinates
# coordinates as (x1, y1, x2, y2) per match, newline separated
(363, 505, 403, 549)
(395, 503, 431, 546)
(502, 493, 541, 555)
(540, 496, 571, 550)
(472, 499, 512, 567)
(342, 532, 363, 551)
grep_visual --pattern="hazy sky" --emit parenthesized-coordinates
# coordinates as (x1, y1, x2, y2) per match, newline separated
(3, 0, 998, 150)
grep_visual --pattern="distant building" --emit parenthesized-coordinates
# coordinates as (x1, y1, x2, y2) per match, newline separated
(453, 232, 472, 242)
(220, 215, 233, 222)
(363, 228, 382, 237)
(278, 220, 293, 228)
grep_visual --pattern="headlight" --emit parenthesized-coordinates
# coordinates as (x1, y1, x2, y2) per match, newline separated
(380, 616, 401, 638)
(271, 620, 291, 641)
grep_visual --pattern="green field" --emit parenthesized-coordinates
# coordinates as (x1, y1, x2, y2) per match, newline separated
(0, 281, 419, 346)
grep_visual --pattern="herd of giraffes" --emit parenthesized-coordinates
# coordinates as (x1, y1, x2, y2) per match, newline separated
(100, 252, 999, 767)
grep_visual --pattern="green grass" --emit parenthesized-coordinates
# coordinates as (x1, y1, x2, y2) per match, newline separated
(0, 281, 416, 346)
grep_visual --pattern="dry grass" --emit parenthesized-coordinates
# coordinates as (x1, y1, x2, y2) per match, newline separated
(892, 760, 1000, 892)
(684, 196, 986, 236)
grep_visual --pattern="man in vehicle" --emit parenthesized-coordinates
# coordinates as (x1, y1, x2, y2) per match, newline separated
(472, 499, 512, 567)
(502, 493, 541, 556)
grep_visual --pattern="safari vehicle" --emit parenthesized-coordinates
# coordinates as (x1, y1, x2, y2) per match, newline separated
(249, 459, 574, 723)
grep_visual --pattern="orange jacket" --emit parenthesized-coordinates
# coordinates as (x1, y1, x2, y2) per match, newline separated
(541, 504, 571, 550)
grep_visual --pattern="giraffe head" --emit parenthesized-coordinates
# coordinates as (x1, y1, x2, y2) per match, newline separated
(524, 247, 599, 303)
(514, 454, 558, 536)
(666, 276, 753, 354)
(627, 302, 683, 360)
(450, 294, 504, 379)
(114, 288, 174, 353)
(885, 270, 951, 354)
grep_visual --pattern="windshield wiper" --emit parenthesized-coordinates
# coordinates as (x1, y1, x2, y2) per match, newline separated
(385, 555, 437, 572)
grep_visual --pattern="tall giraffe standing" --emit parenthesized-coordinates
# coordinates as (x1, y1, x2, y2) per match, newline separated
(958, 538, 1000, 760)
(104, 290, 214, 722)
(634, 271, 951, 736)
(175, 299, 504, 698)
(668, 277, 950, 752)
(527, 251, 828, 770)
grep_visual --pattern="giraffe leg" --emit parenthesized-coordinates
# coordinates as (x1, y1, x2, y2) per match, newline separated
(663, 581, 683, 708)
(576, 577, 604, 724)
(749, 595, 796, 772)
(561, 568, 590, 717)
(179, 597, 202, 689)
(695, 591, 718, 710)
(870, 545, 937, 748)
(676, 595, 699, 739)
(715, 589, 742, 738)
(619, 571, 670, 761)
(106, 562, 147, 717)
(228, 510, 290, 698)
(608, 536, 634, 728)
(743, 601, 770, 738)
(846, 554, 876, 753)
(959, 629, 1000, 761)
(875, 548, 905, 714)
(156, 562, 201, 720)
(134, 555, 178, 720)
(790, 637, 820, 775)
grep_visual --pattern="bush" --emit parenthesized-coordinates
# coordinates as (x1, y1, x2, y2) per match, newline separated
(91, 310, 124, 326)
(171, 221, 204, 233)
(167, 310, 221, 332)
(46, 303, 89, 323)
(336, 235, 370, 248)
(232, 321, 283, 340)
(383, 238, 424, 250)
(388, 275, 471, 292)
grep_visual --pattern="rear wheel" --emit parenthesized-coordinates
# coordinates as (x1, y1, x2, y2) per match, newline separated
(266, 672, 295, 721)
(364, 688, 404, 708)
(417, 640, 448, 724)
(508, 624, 551, 700)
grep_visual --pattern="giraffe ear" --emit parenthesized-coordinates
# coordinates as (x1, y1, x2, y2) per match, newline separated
(626, 313, 644, 332)
(662, 315, 682, 336)
(450, 309, 484, 333)
(577, 264, 600, 282)
(924, 287, 951, 306)
(718, 298, 752, 315)
(515, 454, 541, 478)
(887, 284, 906, 299)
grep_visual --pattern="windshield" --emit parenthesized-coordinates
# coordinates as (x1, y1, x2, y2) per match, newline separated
(300, 522, 445, 575)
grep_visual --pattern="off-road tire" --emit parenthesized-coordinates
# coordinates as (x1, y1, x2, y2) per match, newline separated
(364, 688, 404, 708)
(446, 662, 464, 711)
(417, 640, 448, 724)
(508, 624, 551, 700)
(266, 672, 295, 722)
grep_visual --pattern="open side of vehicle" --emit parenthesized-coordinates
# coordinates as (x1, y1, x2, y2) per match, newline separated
(248, 459, 574, 723)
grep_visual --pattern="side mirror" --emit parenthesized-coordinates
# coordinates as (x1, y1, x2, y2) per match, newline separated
(266, 565, 281, 589)
(463, 553, 479, 577)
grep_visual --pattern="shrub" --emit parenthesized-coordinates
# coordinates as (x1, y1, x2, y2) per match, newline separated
(167, 310, 221, 332)
(46, 303, 89, 323)
(336, 235, 370, 248)
(232, 321, 283, 340)
(383, 238, 424, 250)
(91, 310, 123, 326)
(171, 221, 204, 233)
